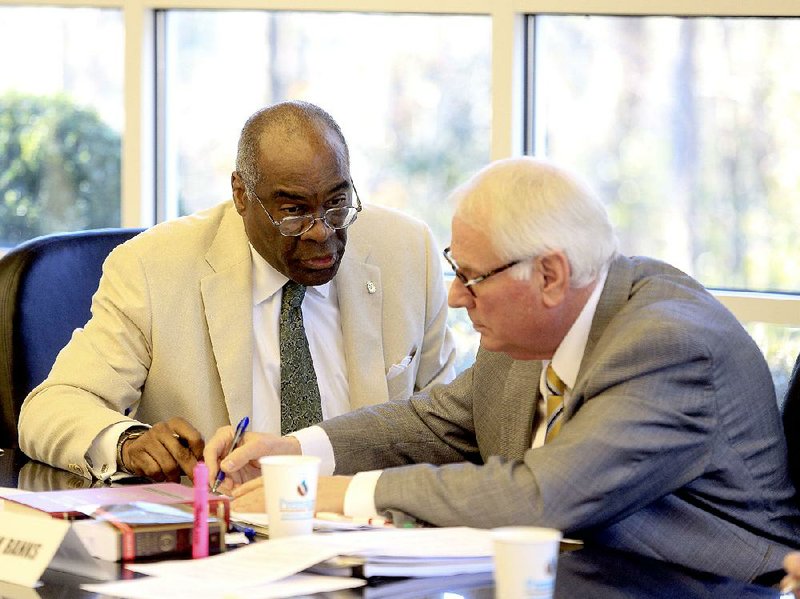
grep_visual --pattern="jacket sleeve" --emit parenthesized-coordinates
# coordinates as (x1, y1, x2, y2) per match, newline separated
(18, 242, 153, 477)
(379, 326, 718, 529)
(321, 363, 481, 474)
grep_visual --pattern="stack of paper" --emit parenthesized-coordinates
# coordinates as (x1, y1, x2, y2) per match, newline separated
(79, 527, 497, 598)
(361, 571, 494, 598)
(315, 527, 495, 577)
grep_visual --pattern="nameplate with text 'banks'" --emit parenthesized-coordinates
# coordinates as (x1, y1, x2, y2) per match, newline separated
(0, 510, 69, 587)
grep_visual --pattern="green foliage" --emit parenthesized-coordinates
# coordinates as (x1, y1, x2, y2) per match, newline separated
(0, 92, 120, 246)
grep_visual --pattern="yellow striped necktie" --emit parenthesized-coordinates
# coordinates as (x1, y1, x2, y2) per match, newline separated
(544, 364, 567, 443)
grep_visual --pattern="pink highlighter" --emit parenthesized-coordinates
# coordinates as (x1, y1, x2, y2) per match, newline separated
(193, 461, 209, 559)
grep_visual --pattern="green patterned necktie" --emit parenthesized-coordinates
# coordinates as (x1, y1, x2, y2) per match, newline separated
(279, 281, 323, 435)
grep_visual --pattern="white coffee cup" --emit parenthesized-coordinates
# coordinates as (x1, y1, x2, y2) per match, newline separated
(492, 526, 562, 599)
(259, 455, 321, 539)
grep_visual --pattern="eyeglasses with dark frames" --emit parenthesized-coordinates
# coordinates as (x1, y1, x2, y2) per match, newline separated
(443, 246, 522, 297)
(249, 181, 362, 237)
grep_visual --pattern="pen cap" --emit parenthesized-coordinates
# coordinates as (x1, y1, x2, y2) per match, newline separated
(194, 461, 209, 489)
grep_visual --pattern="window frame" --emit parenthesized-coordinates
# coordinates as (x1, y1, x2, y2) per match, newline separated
(1, 0, 798, 329)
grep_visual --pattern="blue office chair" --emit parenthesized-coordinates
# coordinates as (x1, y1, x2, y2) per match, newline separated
(0, 228, 144, 448)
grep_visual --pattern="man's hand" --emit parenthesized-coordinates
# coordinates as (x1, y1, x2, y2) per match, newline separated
(316, 475, 352, 513)
(782, 552, 800, 595)
(203, 428, 300, 495)
(229, 475, 352, 513)
(229, 477, 266, 511)
(120, 417, 203, 482)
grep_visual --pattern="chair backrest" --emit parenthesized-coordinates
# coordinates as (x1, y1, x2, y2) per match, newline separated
(784, 352, 800, 491)
(0, 228, 143, 448)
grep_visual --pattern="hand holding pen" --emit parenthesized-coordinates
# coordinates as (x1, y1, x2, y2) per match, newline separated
(210, 416, 250, 493)
(203, 423, 303, 494)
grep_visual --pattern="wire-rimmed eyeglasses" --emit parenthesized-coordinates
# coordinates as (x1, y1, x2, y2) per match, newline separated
(443, 246, 521, 297)
(249, 182, 362, 237)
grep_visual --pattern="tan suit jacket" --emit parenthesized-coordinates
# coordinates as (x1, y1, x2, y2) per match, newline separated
(18, 201, 455, 477)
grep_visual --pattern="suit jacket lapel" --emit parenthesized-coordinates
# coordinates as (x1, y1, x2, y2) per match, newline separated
(201, 205, 253, 427)
(584, 255, 634, 359)
(505, 359, 543, 458)
(567, 255, 635, 418)
(336, 245, 388, 410)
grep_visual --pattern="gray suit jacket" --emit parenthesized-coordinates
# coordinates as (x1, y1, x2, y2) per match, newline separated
(18, 201, 456, 477)
(321, 255, 800, 581)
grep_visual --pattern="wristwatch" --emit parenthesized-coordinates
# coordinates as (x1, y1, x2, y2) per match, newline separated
(116, 426, 149, 473)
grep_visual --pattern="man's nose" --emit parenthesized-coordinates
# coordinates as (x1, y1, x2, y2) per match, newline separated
(301, 216, 334, 242)
(448, 278, 474, 309)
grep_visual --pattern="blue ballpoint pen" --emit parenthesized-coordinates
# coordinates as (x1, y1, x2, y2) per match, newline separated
(211, 416, 249, 493)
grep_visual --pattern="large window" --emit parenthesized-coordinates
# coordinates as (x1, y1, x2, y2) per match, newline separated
(530, 15, 800, 293)
(0, 6, 123, 248)
(529, 13, 800, 389)
(0, 1, 798, 389)
(161, 10, 491, 250)
(747, 323, 800, 402)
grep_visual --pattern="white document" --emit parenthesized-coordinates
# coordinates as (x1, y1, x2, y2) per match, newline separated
(82, 573, 365, 599)
(323, 526, 495, 558)
(316, 527, 496, 578)
(125, 534, 352, 582)
(232, 510, 388, 532)
(130, 526, 494, 582)
(85, 527, 497, 595)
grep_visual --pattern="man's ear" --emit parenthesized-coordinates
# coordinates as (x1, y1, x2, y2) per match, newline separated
(231, 172, 248, 215)
(538, 251, 571, 308)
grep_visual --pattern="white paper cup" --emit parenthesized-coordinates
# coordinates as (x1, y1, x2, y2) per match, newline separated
(259, 455, 321, 539)
(492, 526, 562, 599)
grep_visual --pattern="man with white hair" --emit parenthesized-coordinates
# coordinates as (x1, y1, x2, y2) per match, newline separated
(207, 157, 800, 582)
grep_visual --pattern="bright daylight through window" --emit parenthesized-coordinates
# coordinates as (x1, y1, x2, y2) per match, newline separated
(530, 14, 800, 394)
(161, 11, 490, 252)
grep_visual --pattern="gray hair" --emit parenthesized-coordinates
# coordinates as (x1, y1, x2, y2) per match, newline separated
(452, 157, 618, 288)
(235, 100, 349, 193)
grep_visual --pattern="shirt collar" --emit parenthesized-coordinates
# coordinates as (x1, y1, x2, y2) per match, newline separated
(548, 267, 609, 390)
(249, 244, 331, 306)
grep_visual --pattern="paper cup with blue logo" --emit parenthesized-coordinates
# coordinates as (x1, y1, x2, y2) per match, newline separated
(259, 455, 321, 538)
(492, 526, 562, 599)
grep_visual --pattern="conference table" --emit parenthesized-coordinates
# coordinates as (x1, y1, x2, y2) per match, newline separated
(0, 448, 788, 599)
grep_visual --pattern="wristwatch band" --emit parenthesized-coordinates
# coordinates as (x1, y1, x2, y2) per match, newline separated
(116, 426, 149, 473)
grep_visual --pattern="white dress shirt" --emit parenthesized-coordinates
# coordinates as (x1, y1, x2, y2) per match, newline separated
(532, 267, 609, 448)
(294, 267, 610, 519)
(250, 245, 350, 434)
